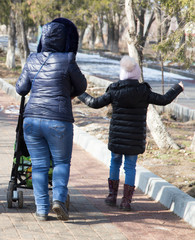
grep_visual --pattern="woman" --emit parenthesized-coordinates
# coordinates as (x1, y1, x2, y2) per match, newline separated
(16, 18, 87, 221)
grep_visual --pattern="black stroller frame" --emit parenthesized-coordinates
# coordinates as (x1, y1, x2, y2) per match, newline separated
(7, 96, 53, 208)
(7, 96, 31, 208)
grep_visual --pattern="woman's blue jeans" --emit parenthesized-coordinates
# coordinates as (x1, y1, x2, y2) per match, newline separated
(109, 152, 137, 186)
(23, 117, 73, 215)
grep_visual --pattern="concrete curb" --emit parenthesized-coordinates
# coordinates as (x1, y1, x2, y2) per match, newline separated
(1, 77, 195, 228)
(155, 103, 195, 122)
(73, 125, 195, 228)
(0, 78, 21, 101)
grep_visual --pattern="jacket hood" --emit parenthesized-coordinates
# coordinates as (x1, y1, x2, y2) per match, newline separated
(37, 18, 79, 54)
(108, 79, 139, 90)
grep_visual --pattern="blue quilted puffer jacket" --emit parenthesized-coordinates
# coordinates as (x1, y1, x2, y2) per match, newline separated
(16, 19, 87, 122)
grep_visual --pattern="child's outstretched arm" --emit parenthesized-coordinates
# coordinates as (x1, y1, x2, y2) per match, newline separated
(147, 82, 184, 106)
(178, 81, 184, 90)
(78, 91, 111, 109)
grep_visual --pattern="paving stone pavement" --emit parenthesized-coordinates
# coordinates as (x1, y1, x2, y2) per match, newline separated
(0, 89, 195, 240)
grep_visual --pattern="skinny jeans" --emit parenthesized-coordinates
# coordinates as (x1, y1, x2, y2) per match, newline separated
(23, 117, 73, 215)
(109, 152, 137, 186)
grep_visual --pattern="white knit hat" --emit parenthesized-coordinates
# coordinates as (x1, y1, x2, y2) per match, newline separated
(120, 55, 141, 80)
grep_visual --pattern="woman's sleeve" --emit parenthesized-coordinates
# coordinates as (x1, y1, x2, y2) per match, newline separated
(68, 53, 87, 97)
(147, 83, 183, 106)
(15, 63, 31, 96)
(78, 91, 112, 109)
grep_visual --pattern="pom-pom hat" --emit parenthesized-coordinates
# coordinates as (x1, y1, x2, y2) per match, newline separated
(120, 55, 141, 80)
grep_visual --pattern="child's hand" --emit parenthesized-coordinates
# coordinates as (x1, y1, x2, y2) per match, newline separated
(179, 81, 184, 90)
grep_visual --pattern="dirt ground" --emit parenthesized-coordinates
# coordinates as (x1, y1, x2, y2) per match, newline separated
(1, 49, 195, 198)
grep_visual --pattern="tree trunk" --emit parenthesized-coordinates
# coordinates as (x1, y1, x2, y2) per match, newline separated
(125, 0, 142, 80)
(160, 57, 165, 95)
(15, 0, 30, 68)
(155, 2, 171, 96)
(78, 28, 86, 50)
(109, 26, 119, 53)
(107, 22, 114, 51)
(112, 24, 120, 53)
(106, 13, 120, 53)
(147, 105, 179, 149)
(111, 39, 119, 53)
(98, 15, 106, 50)
(125, 0, 179, 150)
(89, 24, 96, 50)
(155, 1, 164, 96)
(16, 18, 30, 68)
(6, 6, 16, 69)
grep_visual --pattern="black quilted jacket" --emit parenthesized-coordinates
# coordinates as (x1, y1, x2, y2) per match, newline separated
(78, 80, 183, 155)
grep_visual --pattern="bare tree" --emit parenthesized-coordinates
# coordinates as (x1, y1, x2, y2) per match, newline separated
(106, 6, 124, 53)
(6, 2, 16, 69)
(98, 14, 107, 49)
(155, 1, 171, 94)
(125, 0, 140, 62)
(89, 23, 97, 50)
(15, 0, 30, 68)
(125, 0, 155, 80)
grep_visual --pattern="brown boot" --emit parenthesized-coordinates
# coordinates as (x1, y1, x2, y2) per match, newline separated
(120, 184, 135, 211)
(105, 178, 119, 206)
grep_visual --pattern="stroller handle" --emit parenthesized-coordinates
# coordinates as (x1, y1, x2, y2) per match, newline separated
(15, 96, 26, 153)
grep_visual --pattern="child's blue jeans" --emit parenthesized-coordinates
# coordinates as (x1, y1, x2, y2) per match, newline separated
(23, 117, 73, 215)
(109, 152, 137, 186)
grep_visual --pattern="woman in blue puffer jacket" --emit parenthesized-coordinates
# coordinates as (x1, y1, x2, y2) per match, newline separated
(16, 18, 87, 221)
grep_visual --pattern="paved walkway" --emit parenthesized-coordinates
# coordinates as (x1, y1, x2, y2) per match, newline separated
(0, 89, 195, 240)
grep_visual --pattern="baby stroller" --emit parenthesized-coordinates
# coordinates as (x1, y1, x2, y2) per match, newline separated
(7, 96, 53, 208)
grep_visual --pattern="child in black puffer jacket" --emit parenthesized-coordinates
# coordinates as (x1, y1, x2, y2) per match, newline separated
(78, 55, 184, 211)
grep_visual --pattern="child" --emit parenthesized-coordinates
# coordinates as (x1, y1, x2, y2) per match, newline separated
(78, 55, 184, 211)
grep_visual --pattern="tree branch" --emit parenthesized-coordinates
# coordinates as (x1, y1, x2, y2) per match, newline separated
(143, 10, 155, 47)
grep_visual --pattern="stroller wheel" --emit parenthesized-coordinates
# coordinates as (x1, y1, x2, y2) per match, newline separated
(18, 191, 23, 208)
(8, 181, 15, 192)
(7, 191, 13, 208)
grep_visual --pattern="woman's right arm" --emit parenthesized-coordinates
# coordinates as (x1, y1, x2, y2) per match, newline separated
(16, 63, 31, 96)
(78, 91, 111, 109)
